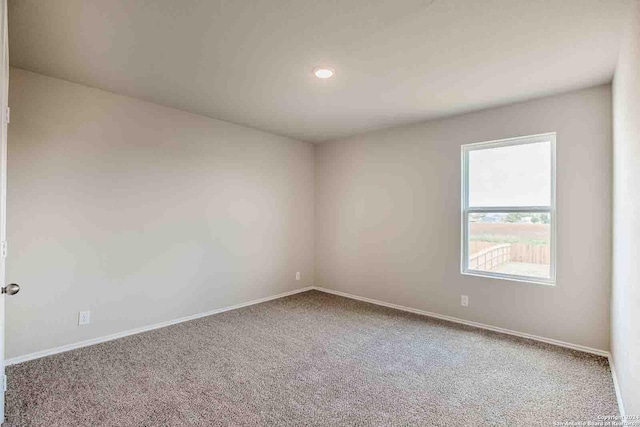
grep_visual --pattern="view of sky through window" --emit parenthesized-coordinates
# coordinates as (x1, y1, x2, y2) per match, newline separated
(468, 141, 551, 207)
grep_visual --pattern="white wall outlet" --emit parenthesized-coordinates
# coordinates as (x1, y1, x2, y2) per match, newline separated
(461, 295, 469, 307)
(78, 310, 91, 326)
(295, 272, 301, 281)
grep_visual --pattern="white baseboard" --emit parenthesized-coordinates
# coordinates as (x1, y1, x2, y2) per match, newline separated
(5, 286, 313, 366)
(608, 355, 627, 418)
(311, 286, 610, 357)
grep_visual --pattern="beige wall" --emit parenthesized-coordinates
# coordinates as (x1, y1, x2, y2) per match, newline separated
(315, 85, 612, 351)
(5, 68, 314, 359)
(5, 67, 617, 367)
(612, 2, 640, 416)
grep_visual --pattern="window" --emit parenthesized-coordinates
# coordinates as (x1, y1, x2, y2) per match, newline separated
(461, 133, 556, 285)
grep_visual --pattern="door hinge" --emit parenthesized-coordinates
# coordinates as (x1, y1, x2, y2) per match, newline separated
(4, 107, 9, 124)
(1, 241, 6, 258)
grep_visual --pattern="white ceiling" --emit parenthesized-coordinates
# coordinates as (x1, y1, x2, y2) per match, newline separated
(8, 0, 634, 143)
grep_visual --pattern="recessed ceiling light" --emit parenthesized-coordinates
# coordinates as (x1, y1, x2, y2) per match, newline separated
(313, 67, 334, 79)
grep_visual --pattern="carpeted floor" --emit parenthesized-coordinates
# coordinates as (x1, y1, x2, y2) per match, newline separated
(5, 290, 618, 426)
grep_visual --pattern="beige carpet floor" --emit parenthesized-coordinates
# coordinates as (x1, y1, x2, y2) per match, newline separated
(5, 290, 618, 426)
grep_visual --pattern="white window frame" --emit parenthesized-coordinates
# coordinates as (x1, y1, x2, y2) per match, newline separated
(461, 132, 556, 286)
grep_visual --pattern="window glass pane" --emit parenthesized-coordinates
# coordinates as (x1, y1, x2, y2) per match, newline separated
(468, 212, 550, 279)
(469, 141, 551, 207)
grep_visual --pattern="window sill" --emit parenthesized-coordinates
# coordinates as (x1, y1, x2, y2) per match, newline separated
(461, 270, 556, 286)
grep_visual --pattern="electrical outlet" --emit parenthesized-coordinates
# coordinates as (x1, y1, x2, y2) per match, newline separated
(461, 295, 469, 307)
(78, 310, 91, 326)
(295, 272, 301, 281)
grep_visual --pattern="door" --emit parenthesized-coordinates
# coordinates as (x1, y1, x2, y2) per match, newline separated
(0, 0, 11, 422)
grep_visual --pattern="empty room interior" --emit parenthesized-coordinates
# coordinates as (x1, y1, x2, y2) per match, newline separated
(0, 0, 638, 425)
